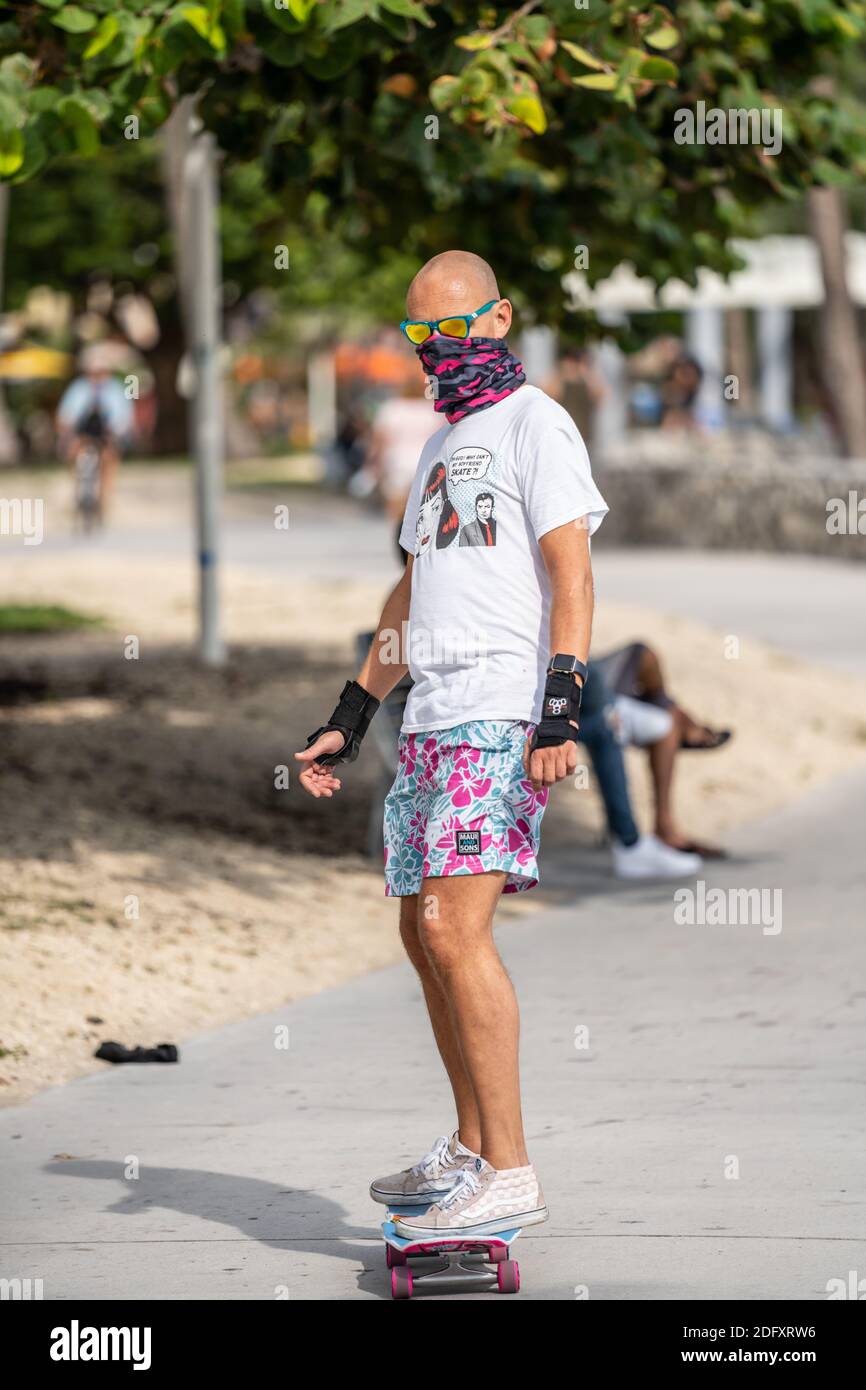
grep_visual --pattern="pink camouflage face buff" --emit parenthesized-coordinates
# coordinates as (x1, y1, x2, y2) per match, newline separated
(415, 334, 527, 423)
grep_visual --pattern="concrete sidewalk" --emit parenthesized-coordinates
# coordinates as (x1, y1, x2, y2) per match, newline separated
(33, 467, 866, 676)
(2, 769, 865, 1301)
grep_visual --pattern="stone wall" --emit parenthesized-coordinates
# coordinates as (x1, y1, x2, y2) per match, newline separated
(592, 432, 866, 560)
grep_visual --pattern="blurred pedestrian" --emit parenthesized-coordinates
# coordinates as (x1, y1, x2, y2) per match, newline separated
(367, 376, 438, 526)
(660, 352, 704, 430)
(552, 345, 608, 449)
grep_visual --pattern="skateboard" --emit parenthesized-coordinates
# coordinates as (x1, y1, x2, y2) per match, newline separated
(382, 1206, 522, 1299)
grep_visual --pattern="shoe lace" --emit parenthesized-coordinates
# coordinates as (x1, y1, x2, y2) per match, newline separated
(411, 1135, 451, 1177)
(437, 1168, 480, 1210)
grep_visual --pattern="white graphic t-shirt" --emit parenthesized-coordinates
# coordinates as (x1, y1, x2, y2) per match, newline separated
(397, 383, 608, 733)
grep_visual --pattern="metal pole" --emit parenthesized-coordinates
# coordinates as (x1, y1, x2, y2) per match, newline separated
(187, 130, 225, 667)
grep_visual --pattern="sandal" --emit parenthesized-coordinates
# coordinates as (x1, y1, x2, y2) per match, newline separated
(670, 840, 729, 859)
(681, 727, 732, 752)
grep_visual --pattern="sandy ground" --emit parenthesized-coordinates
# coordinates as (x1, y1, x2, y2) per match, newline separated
(2, 471, 866, 1104)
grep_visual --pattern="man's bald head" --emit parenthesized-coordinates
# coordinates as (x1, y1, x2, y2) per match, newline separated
(407, 250, 512, 340)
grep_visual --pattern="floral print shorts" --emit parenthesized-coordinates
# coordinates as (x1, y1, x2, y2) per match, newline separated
(383, 719, 549, 898)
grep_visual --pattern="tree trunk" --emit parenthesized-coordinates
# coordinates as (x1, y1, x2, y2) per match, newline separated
(154, 97, 201, 458)
(807, 187, 866, 459)
(145, 306, 188, 456)
(0, 184, 21, 465)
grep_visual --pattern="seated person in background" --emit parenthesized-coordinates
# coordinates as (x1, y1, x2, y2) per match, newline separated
(577, 666, 703, 880)
(594, 641, 732, 859)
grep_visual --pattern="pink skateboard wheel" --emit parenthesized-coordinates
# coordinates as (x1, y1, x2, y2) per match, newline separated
(497, 1259, 520, 1294)
(391, 1265, 413, 1299)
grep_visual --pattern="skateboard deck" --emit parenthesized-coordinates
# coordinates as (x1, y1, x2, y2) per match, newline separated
(382, 1205, 522, 1299)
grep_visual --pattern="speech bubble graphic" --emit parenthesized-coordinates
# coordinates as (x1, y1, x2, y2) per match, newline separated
(448, 446, 491, 484)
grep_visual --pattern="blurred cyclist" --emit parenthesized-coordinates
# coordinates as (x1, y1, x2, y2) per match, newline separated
(56, 355, 134, 521)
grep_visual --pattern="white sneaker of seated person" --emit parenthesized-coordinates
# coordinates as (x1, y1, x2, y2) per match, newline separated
(394, 1159, 548, 1239)
(612, 833, 702, 880)
(369, 1132, 479, 1207)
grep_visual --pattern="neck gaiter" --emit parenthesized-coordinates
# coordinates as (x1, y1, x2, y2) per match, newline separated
(415, 334, 526, 424)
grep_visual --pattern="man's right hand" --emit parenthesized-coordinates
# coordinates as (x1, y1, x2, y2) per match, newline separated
(294, 730, 347, 798)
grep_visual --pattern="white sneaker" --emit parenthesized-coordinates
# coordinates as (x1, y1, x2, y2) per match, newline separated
(612, 833, 702, 880)
(369, 1132, 479, 1207)
(394, 1159, 548, 1238)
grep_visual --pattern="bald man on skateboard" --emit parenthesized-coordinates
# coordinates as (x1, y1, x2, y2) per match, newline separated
(296, 251, 607, 1240)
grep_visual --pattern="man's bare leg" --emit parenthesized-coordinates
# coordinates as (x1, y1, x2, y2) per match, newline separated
(648, 709, 684, 843)
(634, 642, 667, 701)
(636, 643, 725, 749)
(636, 643, 724, 844)
(398, 892, 481, 1153)
(100, 444, 119, 520)
(416, 871, 528, 1172)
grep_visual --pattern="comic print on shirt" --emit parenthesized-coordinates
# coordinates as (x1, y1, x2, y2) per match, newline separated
(414, 444, 499, 556)
(398, 383, 609, 733)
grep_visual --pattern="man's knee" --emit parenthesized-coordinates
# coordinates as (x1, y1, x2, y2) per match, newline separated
(412, 887, 457, 971)
(418, 920, 462, 980)
(399, 890, 463, 979)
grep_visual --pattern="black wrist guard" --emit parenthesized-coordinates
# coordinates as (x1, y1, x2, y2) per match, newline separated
(305, 680, 381, 767)
(530, 668, 583, 750)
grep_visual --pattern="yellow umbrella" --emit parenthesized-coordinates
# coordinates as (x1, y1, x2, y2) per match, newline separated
(0, 346, 73, 381)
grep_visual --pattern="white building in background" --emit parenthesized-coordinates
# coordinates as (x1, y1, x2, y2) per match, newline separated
(549, 234, 866, 446)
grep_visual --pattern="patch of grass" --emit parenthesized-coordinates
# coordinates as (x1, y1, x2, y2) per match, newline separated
(0, 604, 103, 635)
(227, 476, 323, 494)
(226, 452, 322, 491)
(48, 897, 97, 914)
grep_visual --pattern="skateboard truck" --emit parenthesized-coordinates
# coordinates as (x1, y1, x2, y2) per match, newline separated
(382, 1207, 521, 1299)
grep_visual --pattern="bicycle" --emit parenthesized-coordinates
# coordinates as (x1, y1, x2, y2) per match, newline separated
(72, 438, 104, 532)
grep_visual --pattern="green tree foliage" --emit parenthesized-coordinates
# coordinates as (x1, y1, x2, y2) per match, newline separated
(1, 1, 865, 318)
(4, 140, 417, 328)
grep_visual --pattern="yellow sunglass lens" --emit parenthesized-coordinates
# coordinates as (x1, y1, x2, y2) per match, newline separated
(438, 318, 470, 338)
(405, 323, 431, 344)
